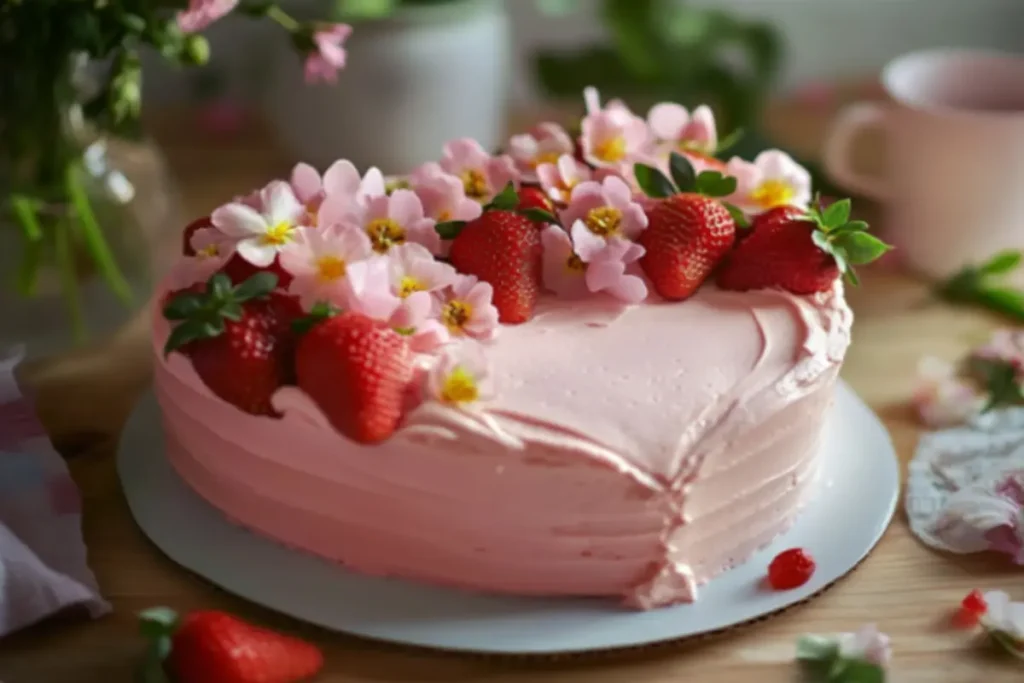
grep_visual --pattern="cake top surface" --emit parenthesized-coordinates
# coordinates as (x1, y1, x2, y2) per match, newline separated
(157, 86, 885, 448)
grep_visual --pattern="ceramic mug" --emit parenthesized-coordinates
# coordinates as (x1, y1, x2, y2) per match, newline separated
(823, 49, 1024, 281)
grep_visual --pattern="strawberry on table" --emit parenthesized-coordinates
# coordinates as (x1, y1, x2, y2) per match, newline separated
(633, 152, 741, 301)
(295, 307, 413, 444)
(162, 272, 302, 416)
(444, 183, 545, 323)
(716, 198, 892, 295)
(138, 607, 323, 683)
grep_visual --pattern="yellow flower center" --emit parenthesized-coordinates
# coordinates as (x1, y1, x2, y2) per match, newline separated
(460, 169, 490, 201)
(437, 209, 453, 222)
(316, 255, 346, 282)
(593, 136, 627, 163)
(440, 366, 480, 404)
(678, 139, 711, 155)
(399, 275, 425, 298)
(750, 179, 796, 210)
(584, 206, 623, 237)
(197, 244, 219, 259)
(532, 150, 561, 168)
(441, 300, 473, 334)
(565, 253, 586, 273)
(261, 221, 294, 246)
(366, 218, 406, 253)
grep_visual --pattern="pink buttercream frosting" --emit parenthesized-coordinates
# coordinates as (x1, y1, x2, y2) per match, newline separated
(152, 282, 851, 609)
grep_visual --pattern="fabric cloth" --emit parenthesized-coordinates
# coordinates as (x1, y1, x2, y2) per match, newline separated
(0, 347, 108, 637)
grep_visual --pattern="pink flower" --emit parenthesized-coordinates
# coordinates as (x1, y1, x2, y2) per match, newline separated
(540, 226, 589, 299)
(411, 171, 483, 224)
(507, 123, 575, 182)
(389, 291, 450, 354)
(167, 227, 233, 290)
(177, 0, 237, 33)
(313, 160, 387, 228)
(571, 222, 648, 304)
(387, 243, 457, 298)
(974, 329, 1024, 369)
(912, 357, 985, 428)
(436, 275, 500, 341)
(579, 87, 651, 169)
(838, 625, 892, 668)
(416, 138, 518, 203)
(342, 189, 440, 255)
(211, 181, 307, 267)
(647, 102, 718, 156)
(560, 175, 648, 243)
(537, 154, 592, 206)
(279, 224, 374, 310)
(304, 24, 353, 84)
(424, 342, 496, 406)
(725, 150, 812, 215)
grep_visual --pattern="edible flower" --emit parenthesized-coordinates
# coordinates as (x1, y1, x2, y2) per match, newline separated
(177, 0, 237, 33)
(796, 624, 891, 682)
(387, 243, 457, 298)
(647, 102, 718, 158)
(411, 170, 483, 225)
(579, 87, 650, 169)
(507, 122, 576, 182)
(912, 356, 985, 428)
(559, 175, 648, 243)
(536, 154, 592, 206)
(726, 150, 812, 215)
(279, 224, 374, 310)
(425, 342, 495, 406)
(415, 138, 518, 204)
(436, 275, 500, 341)
(976, 590, 1024, 660)
(167, 227, 233, 290)
(313, 161, 387, 228)
(303, 23, 352, 85)
(211, 180, 307, 267)
(540, 224, 648, 304)
(342, 190, 440, 255)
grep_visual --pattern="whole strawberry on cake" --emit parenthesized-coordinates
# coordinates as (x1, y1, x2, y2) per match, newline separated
(154, 87, 890, 610)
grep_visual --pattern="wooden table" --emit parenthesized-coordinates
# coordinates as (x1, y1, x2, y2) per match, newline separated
(1, 101, 1023, 683)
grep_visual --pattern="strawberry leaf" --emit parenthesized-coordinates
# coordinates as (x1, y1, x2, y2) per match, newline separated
(979, 250, 1023, 276)
(694, 171, 737, 198)
(163, 320, 209, 356)
(834, 220, 870, 234)
(232, 271, 278, 301)
(485, 182, 519, 211)
(668, 152, 696, 193)
(163, 293, 206, 320)
(435, 220, 467, 240)
(633, 163, 676, 198)
(137, 608, 177, 683)
(520, 207, 558, 224)
(292, 301, 341, 335)
(832, 231, 892, 265)
(207, 272, 233, 299)
(811, 229, 833, 255)
(821, 198, 851, 229)
(715, 128, 745, 157)
(724, 203, 749, 228)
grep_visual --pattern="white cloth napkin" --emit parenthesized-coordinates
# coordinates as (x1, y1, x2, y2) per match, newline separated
(0, 347, 108, 637)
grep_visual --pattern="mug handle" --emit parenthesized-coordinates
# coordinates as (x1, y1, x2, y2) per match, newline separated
(822, 102, 891, 201)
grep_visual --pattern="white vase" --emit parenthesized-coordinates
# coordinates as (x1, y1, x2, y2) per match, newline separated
(264, 0, 511, 175)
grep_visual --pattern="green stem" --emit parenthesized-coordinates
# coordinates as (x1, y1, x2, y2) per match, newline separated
(53, 217, 87, 343)
(64, 162, 135, 307)
(265, 5, 300, 32)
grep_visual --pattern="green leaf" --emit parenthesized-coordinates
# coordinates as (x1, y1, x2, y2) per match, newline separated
(837, 220, 870, 234)
(202, 318, 226, 337)
(633, 163, 676, 199)
(221, 302, 244, 322)
(293, 302, 340, 335)
(207, 273, 232, 299)
(843, 265, 860, 287)
(822, 199, 852, 229)
(435, 221, 467, 240)
(233, 271, 278, 301)
(9, 195, 43, 241)
(163, 294, 207, 321)
(835, 659, 886, 683)
(694, 171, 737, 198)
(520, 208, 558, 224)
(668, 152, 696, 193)
(811, 229, 833, 254)
(833, 232, 892, 265)
(138, 608, 179, 639)
(989, 629, 1024, 661)
(724, 203, 749, 228)
(486, 183, 520, 212)
(979, 250, 1023, 276)
(164, 321, 209, 356)
(795, 635, 840, 662)
(715, 128, 745, 157)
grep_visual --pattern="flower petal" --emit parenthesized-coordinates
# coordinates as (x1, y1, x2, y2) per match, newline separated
(322, 159, 361, 197)
(571, 220, 608, 262)
(290, 162, 323, 203)
(647, 102, 690, 141)
(235, 238, 277, 267)
(212, 202, 267, 238)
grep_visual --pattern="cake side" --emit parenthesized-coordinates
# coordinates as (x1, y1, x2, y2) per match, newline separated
(152, 281, 850, 607)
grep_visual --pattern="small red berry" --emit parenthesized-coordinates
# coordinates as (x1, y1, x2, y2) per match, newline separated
(961, 589, 987, 615)
(766, 548, 816, 590)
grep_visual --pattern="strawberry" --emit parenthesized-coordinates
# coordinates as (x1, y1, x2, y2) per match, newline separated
(138, 607, 323, 683)
(716, 198, 892, 295)
(222, 253, 294, 290)
(445, 183, 543, 323)
(295, 309, 412, 444)
(766, 547, 816, 590)
(162, 272, 302, 416)
(516, 186, 556, 219)
(633, 152, 740, 301)
(182, 216, 213, 256)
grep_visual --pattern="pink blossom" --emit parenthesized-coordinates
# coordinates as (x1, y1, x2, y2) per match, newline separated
(389, 291, 450, 354)
(387, 243, 457, 298)
(571, 221, 648, 304)
(560, 175, 648, 243)
(837, 625, 892, 668)
(506, 123, 575, 182)
(304, 24, 353, 85)
(973, 329, 1024, 370)
(647, 102, 718, 156)
(411, 171, 483, 224)
(167, 227, 233, 290)
(725, 150, 812, 215)
(912, 357, 985, 428)
(417, 138, 519, 203)
(315, 160, 387, 228)
(540, 226, 589, 299)
(279, 224, 374, 310)
(536, 154, 592, 206)
(341, 189, 440, 256)
(579, 87, 651, 169)
(436, 275, 500, 341)
(424, 342, 496, 406)
(211, 181, 307, 267)
(177, 0, 238, 33)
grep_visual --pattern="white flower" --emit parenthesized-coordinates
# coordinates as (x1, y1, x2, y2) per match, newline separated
(425, 342, 495, 406)
(981, 591, 1024, 658)
(725, 150, 812, 216)
(211, 181, 306, 267)
(837, 624, 892, 667)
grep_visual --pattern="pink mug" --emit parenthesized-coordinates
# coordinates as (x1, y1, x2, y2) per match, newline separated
(824, 49, 1024, 281)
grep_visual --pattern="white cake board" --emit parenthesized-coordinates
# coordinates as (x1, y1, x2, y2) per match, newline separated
(118, 381, 899, 656)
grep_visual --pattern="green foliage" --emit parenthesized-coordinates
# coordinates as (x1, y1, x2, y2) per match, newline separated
(533, 0, 784, 133)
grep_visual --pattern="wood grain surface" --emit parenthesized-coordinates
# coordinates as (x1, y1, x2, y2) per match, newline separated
(0, 98, 1021, 683)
